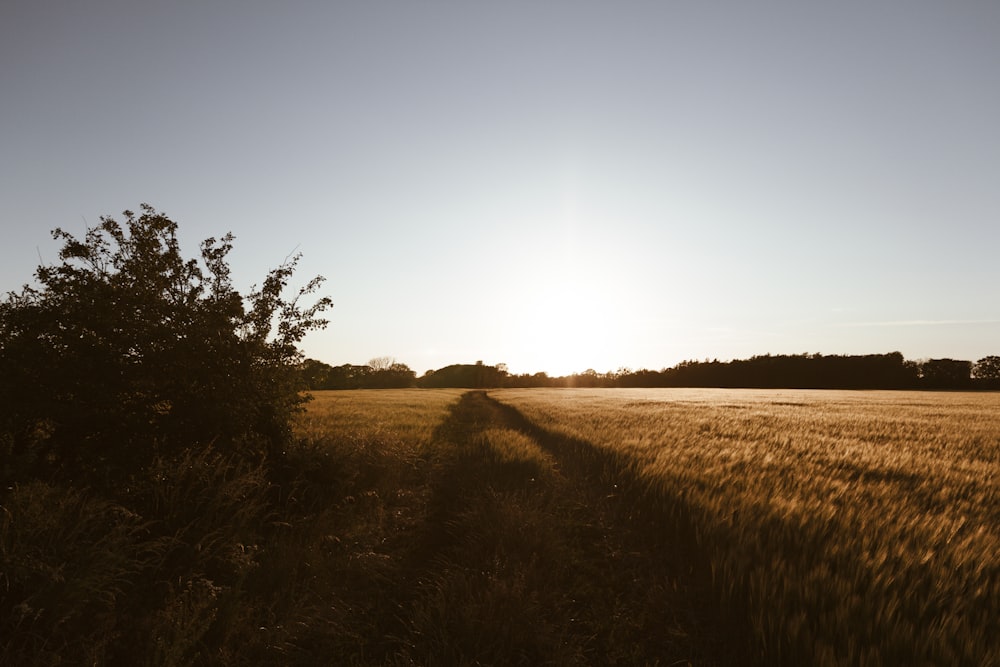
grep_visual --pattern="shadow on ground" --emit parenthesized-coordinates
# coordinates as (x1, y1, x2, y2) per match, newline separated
(389, 390, 756, 666)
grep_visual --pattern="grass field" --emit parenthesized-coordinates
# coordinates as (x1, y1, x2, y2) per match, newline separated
(295, 389, 746, 665)
(490, 388, 1000, 666)
(5, 387, 995, 664)
(293, 387, 999, 664)
(298, 388, 466, 446)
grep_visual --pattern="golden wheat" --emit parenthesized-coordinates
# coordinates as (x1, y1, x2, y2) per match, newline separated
(492, 388, 999, 666)
(298, 388, 465, 446)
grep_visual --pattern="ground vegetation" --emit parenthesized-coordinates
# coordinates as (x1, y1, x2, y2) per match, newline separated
(492, 387, 1000, 666)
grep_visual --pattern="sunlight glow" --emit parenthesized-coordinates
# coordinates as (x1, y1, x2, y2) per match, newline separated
(505, 264, 624, 376)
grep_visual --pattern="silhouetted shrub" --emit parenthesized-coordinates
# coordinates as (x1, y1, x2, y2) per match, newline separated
(0, 204, 330, 486)
(0, 205, 334, 664)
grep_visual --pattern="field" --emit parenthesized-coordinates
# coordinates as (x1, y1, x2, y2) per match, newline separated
(489, 388, 1000, 666)
(6, 387, 995, 664)
(294, 387, 999, 665)
(294, 388, 747, 664)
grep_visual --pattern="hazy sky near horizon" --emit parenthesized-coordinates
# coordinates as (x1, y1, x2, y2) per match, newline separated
(3, 1, 999, 376)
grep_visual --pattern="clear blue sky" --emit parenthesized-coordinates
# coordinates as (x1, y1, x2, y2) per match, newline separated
(3, 1, 999, 376)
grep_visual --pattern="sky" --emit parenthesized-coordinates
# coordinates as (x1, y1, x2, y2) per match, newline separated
(2, 1, 999, 377)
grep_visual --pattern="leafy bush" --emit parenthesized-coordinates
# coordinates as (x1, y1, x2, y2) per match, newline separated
(0, 205, 333, 664)
(0, 204, 331, 485)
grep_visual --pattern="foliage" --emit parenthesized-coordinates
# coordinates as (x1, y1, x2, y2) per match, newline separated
(919, 358, 973, 388)
(0, 204, 331, 484)
(306, 353, 1000, 392)
(571, 352, 923, 389)
(0, 481, 150, 664)
(973, 355, 1000, 382)
(0, 204, 338, 664)
(0, 388, 464, 665)
(417, 361, 509, 388)
(0, 448, 274, 665)
(299, 357, 416, 389)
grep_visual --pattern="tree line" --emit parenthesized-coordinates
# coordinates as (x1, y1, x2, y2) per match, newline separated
(303, 352, 1000, 391)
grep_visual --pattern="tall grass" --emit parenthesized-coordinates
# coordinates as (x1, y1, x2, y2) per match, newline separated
(1, 389, 464, 665)
(1, 446, 271, 665)
(11, 385, 989, 664)
(397, 390, 742, 665)
(492, 388, 1000, 666)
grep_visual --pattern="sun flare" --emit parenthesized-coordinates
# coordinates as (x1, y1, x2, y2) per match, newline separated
(506, 270, 621, 376)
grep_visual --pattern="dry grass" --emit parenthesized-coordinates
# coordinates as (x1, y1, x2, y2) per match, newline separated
(8, 386, 993, 664)
(392, 390, 737, 665)
(1, 389, 466, 666)
(491, 388, 1000, 666)
(297, 389, 465, 444)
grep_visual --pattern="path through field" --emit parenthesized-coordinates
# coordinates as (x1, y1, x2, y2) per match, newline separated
(395, 390, 754, 665)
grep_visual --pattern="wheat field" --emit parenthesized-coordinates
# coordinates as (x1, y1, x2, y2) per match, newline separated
(491, 388, 999, 666)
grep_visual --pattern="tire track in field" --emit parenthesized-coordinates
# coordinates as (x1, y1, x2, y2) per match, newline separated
(483, 390, 758, 666)
(401, 390, 755, 666)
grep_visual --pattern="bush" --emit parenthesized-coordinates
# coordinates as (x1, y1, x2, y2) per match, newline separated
(0, 205, 332, 664)
(0, 204, 331, 486)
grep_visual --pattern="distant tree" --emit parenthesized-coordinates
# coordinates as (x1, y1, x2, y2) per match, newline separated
(417, 362, 506, 388)
(919, 358, 973, 389)
(0, 205, 331, 484)
(570, 369, 602, 388)
(356, 357, 413, 388)
(368, 356, 396, 373)
(505, 371, 552, 388)
(370, 361, 416, 388)
(300, 358, 335, 389)
(651, 352, 919, 389)
(973, 356, 1000, 380)
(328, 363, 371, 389)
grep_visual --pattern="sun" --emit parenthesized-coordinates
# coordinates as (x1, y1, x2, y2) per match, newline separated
(505, 269, 621, 376)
